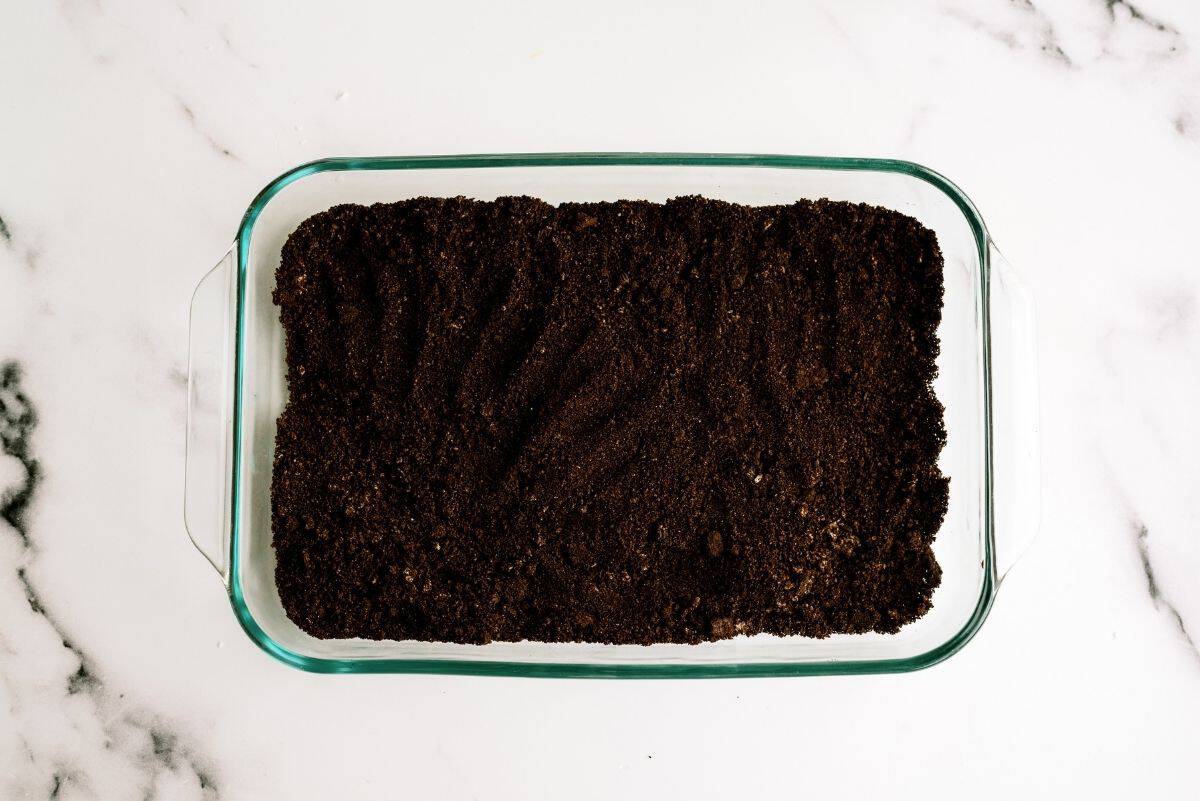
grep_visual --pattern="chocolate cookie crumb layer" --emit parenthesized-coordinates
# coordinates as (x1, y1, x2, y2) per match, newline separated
(271, 196, 948, 644)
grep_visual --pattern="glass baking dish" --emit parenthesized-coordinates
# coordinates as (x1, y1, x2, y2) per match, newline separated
(185, 153, 1039, 677)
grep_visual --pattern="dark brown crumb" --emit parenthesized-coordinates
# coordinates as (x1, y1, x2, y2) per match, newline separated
(270, 195, 948, 645)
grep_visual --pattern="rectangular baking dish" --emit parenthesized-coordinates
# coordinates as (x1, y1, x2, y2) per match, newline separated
(185, 153, 1039, 676)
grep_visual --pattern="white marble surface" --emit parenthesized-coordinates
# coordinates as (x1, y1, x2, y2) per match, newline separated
(2, 0, 1199, 798)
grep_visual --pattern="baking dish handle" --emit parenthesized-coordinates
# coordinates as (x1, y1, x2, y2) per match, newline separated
(988, 242, 1041, 584)
(184, 248, 236, 585)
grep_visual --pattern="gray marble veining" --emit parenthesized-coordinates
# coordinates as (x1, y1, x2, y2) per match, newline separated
(1135, 522, 1200, 662)
(1, 364, 218, 800)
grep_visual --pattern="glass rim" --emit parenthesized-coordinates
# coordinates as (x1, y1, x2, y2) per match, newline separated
(227, 153, 995, 677)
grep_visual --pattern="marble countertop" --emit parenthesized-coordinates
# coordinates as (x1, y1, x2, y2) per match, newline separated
(2, 1, 1198, 798)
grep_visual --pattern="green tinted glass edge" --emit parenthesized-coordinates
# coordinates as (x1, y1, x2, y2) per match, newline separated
(228, 153, 995, 678)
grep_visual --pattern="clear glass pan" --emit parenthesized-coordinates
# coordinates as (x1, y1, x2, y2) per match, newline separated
(185, 154, 1039, 676)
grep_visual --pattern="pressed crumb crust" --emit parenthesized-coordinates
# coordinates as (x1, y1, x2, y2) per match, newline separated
(271, 196, 948, 644)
